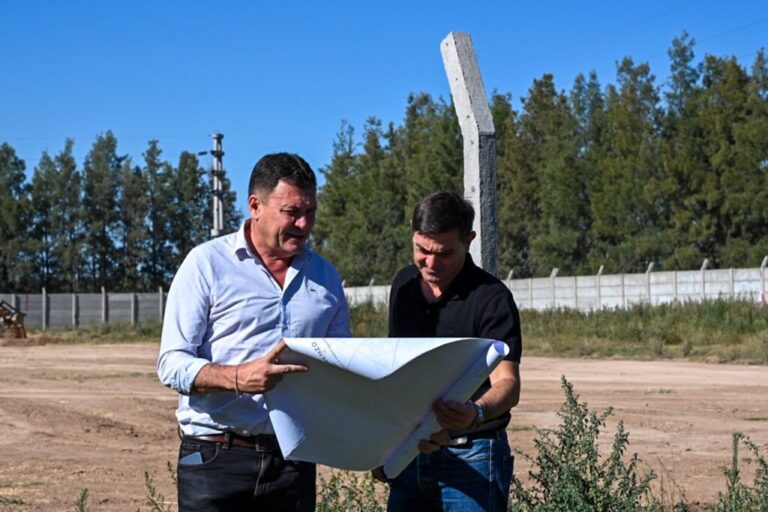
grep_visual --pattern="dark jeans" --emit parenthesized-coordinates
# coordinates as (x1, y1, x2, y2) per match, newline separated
(388, 430, 514, 512)
(177, 436, 316, 512)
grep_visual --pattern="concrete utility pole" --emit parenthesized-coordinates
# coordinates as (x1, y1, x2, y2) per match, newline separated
(210, 133, 225, 238)
(440, 32, 498, 276)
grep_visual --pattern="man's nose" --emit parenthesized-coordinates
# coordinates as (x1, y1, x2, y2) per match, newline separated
(294, 214, 312, 231)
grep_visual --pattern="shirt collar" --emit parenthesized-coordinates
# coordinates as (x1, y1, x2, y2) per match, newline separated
(235, 219, 311, 267)
(234, 220, 252, 256)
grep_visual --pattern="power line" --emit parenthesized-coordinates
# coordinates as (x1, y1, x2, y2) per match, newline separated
(588, 18, 768, 80)
(486, 0, 707, 75)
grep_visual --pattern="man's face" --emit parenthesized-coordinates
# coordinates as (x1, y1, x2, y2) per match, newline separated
(249, 180, 317, 258)
(412, 229, 473, 290)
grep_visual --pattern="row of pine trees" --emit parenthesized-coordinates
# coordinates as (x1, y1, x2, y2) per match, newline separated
(2, 34, 766, 291)
(313, 34, 768, 285)
(0, 133, 240, 293)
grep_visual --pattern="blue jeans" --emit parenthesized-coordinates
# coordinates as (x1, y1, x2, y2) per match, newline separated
(177, 436, 315, 512)
(388, 430, 514, 512)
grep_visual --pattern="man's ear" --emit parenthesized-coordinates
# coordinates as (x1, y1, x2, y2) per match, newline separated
(465, 231, 476, 250)
(248, 194, 261, 219)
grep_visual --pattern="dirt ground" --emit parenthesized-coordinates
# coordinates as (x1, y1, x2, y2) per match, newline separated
(0, 341, 766, 511)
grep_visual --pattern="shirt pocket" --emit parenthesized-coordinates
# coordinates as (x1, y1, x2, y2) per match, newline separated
(288, 286, 338, 336)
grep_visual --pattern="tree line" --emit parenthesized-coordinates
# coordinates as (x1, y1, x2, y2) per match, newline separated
(313, 34, 768, 285)
(0, 132, 241, 292)
(3, 34, 767, 292)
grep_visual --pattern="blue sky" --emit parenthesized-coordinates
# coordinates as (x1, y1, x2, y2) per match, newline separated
(1, 1, 765, 214)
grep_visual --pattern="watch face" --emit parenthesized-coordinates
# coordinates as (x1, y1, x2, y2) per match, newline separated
(473, 402, 484, 425)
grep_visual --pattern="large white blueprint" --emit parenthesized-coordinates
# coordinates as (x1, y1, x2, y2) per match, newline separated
(264, 337, 508, 477)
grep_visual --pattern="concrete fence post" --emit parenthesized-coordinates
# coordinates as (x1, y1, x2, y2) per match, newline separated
(549, 268, 559, 309)
(12, 293, 19, 312)
(673, 270, 679, 302)
(621, 273, 626, 309)
(646, 262, 654, 304)
(441, 32, 498, 276)
(506, 270, 514, 290)
(101, 287, 108, 324)
(42, 287, 48, 331)
(701, 259, 710, 301)
(729, 268, 735, 298)
(158, 286, 164, 323)
(528, 278, 533, 310)
(761, 256, 767, 304)
(72, 293, 79, 328)
(131, 293, 138, 326)
(597, 265, 604, 310)
(573, 275, 579, 310)
(368, 278, 375, 303)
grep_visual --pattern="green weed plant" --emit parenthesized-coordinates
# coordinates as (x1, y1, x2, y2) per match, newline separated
(713, 432, 768, 512)
(509, 377, 656, 511)
(316, 470, 387, 512)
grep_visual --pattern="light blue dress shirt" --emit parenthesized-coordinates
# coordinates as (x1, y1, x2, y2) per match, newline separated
(157, 222, 350, 436)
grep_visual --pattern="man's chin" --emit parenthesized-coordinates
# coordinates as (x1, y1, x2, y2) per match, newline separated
(419, 272, 442, 284)
(281, 240, 306, 255)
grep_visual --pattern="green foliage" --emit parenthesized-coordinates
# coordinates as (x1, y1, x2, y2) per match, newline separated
(523, 299, 768, 362)
(27, 151, 58, 289)
(0, 495, 25, 505)
(317, 35, 767, 281)
(3, 33, 767, 291)
(509, 377, 656, 511)
(314, 118, 412, 286)
(314, 94, 460, 286)
(713, 433, 768, 512)
(82, 131, 123, 291)
(143, 140, 175, 289)
(167, 151, 212, 272)
(316, 470, 387, 512)
(143, 470, 173, 512)
(73, 488, 89, 511)
(0, 142, 29, 291)
(117, 162, 150, 291)
(0, 134, 239, 293)
(28, 321, 163, 344)
(349, 301, 389, 337)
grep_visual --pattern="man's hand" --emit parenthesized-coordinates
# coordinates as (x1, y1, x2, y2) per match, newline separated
(433, 399, 477, 431)
(192, 340, 308, 395)
(236, 340, 308, 394)
(418, 429, 451, 454)
(371, 466, 389, 483)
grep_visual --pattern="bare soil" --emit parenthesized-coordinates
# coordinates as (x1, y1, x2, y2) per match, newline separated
(0, 340, 766, 511)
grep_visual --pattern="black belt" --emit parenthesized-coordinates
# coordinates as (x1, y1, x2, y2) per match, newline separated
(448, 428, 506, 446)
(186, 432, 279, 450)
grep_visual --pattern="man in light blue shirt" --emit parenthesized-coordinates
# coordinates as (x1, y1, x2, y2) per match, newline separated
(158, 152, 350, 511)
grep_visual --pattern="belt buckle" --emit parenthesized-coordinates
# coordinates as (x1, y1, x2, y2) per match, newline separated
(449, 436, 468, 446)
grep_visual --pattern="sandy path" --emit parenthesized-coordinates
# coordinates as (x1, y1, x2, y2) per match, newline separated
(0, 343, 765, 510)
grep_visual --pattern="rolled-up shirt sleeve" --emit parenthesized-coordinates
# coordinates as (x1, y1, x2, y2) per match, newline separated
(157, 247, 213, 395)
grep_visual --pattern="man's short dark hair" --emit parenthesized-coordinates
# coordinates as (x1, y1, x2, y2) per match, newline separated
(248, 153, 317, 196)
(411, 191, 475, 240)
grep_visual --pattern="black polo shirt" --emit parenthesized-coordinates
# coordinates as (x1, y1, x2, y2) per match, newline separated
(388, 255, 522, 363)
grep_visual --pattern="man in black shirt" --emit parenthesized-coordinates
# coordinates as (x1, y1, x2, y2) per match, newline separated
(384, 191, 522, 511)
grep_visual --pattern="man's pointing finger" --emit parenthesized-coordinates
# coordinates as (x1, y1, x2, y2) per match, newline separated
(270, 363, 308, 374)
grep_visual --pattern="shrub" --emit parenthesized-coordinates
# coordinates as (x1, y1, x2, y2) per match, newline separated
(316, 470, 386, 511)
(509, 377, 656, 511)
(713, 432, 768, 512)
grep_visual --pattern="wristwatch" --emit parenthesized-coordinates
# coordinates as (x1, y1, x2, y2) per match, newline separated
(471, 401, 485, 428)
